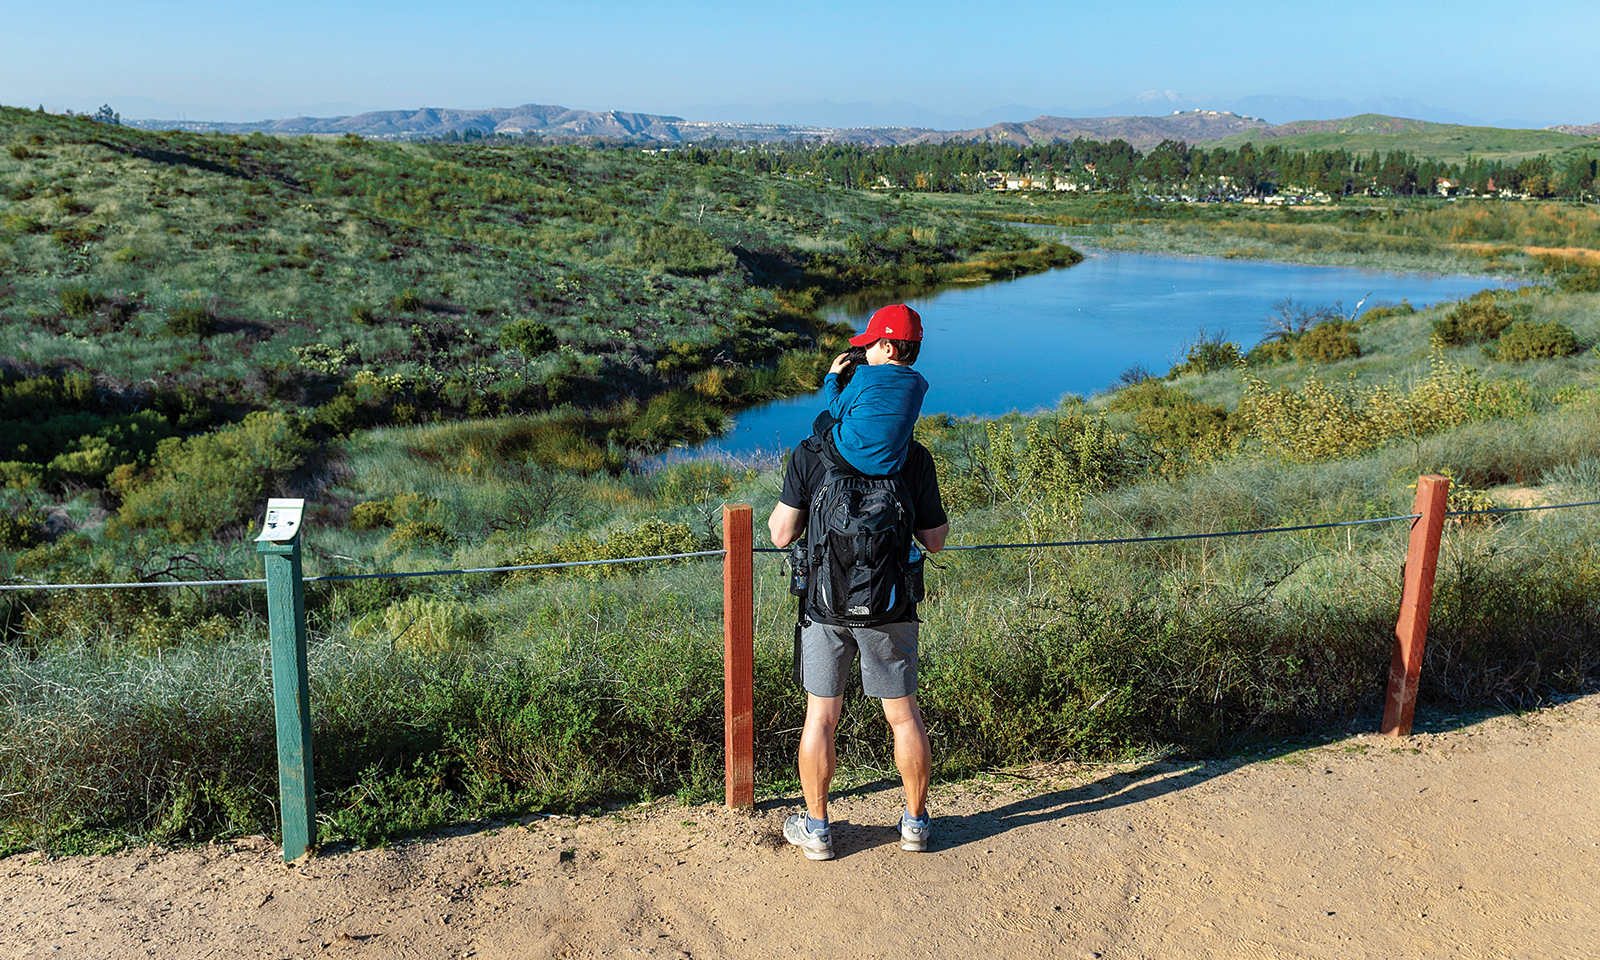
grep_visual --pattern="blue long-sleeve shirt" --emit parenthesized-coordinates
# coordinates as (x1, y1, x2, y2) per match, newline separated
(824, 363, 929, 476)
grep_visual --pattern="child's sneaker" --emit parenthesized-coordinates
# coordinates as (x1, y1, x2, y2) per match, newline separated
(784, 813, 834, 860)
(899, 811, 931, 852)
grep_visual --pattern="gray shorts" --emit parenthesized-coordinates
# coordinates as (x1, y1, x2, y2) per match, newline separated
(800, 619, 919, 700)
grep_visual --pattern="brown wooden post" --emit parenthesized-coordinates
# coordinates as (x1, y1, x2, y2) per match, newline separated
(1381, 475, 1451, 736)
(722, 504, 755, 809)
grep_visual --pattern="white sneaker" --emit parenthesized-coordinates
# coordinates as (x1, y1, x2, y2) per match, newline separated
(899, 812, 931, 852)
(784, 813, 834, 860)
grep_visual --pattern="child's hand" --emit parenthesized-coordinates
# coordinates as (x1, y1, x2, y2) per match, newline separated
(828, 352, 853, 375)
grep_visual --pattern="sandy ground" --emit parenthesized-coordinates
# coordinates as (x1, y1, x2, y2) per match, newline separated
(4, 695, 1598, 960)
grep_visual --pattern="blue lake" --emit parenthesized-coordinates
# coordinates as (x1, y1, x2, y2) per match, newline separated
(682, 249, 1518, 460)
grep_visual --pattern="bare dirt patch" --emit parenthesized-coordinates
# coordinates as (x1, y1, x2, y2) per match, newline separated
(5, 695, 1599, 959)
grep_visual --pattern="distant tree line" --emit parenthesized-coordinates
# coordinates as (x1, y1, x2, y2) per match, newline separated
(650, 137, 1598, 200)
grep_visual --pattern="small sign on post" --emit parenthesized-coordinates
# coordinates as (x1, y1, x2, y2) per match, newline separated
(256, 498, 315, 860)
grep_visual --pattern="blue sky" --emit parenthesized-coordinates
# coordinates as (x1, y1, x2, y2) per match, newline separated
(5, 0, 1597, 127)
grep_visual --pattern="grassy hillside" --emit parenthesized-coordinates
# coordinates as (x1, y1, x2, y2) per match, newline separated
(0, 105, 1075, 524)
(1211, 113, 1600, 164)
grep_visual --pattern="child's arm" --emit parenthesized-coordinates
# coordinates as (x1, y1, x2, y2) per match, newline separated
(823, 352, 850, 415)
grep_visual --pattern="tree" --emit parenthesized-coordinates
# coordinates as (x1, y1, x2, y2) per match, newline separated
(93, 104, 121, 125)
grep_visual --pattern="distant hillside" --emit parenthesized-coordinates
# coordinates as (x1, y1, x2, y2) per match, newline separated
(1210, 114, 1599, 163)
(123, 102, 930, 145)
(116, 101, 1600, 159)
(910, 111, 1272, 150)
(124, 103, 685, 139)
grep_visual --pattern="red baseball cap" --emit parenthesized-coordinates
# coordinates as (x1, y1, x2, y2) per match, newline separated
(850, 303, 923, 346)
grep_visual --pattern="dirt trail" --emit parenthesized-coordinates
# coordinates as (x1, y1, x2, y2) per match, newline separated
(5, 695, 1599, 960)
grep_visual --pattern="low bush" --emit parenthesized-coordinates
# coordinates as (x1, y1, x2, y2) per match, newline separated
(0, 509, 44, 549)
(1555, 269, 1600, 294)
(1107, 381, 1234, 470)
(114, 411, 313, 541)
(349, 493, 439, 532)
(392, 288, 423, 313)
(1291, 322, 1361, 363)
(352, 596, 488, 653)
(1359, 299, 1415, 322)
(508, 518, 706, 580)
(1431, 291, 1516, 346)
(1492, 321, 1579, 361)
(1245, 338, 1294, 366)
(500, 319, 558, 357)
(57, 286, 99, 318)
(635, 226, 737, 276)
(1239, 356, 1531, 463)
(1166, 332, 1241, 378)
(164, 305, 215, 337)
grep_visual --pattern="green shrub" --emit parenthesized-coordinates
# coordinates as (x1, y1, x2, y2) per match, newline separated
(1239, 357, 1531, 463)
(392, 288, 422, 313)
(1245, 338, 1294, 366)
(384, 520, 452, 549)
(1493, 321, 1580, 362)
(114, 412, 313, 541)
(1108, 382, 1234, 469)
(1291, 322, 1361, 363)
(500, 319, 558, 357)
(610, 390, 726, 449)
(2, 214, 42, 234)
(937, 411, 1127, 516)
(0, 510, 44, 550)
(50, 224, 101, 247)
(349, 304, 376, 325)
(1359, 299, 1415, 322)
(635, 226, 736, 276)
(57, 286, 99, 319)
(1166, 332, 1241, 378)
(164, 305, 215, 337)
(1554, 269, 1600, 294)
(352, 596, 488, 653)
(1431, 291, 1515, 346)
(111, 246, 140, 264)
(6, 144, 30, 160)
(509, 518, 706, 580)
(350, 493, 439, 532)
(349, 500, 393, 530)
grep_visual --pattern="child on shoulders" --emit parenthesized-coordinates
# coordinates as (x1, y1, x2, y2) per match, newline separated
(814, 303, 928, 477)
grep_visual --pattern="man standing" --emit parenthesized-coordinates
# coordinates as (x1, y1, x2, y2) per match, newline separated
(767, 433, 949, 861)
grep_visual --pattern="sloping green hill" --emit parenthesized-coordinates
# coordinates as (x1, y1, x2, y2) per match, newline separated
(1209, 113, 1598, 163)
(0, 105, 1074, 487)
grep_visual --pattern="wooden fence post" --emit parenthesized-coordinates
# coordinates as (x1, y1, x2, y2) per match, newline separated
(256, 500, 315, 860)
(722, 504, 755, 809)
(1381, 475, 1451, 737)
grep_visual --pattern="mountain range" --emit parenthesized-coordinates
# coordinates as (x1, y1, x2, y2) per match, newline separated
(118, 101, 1599, 153)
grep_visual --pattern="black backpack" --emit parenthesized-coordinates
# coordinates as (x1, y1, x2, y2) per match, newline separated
(799, 438, 918, 627)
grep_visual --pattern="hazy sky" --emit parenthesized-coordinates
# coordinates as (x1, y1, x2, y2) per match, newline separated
(5, 0, 1597, 126)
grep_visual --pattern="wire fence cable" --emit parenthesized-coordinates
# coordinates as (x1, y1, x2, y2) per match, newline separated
(6, 498, 1597, 591)
(0, 550, 729, 592)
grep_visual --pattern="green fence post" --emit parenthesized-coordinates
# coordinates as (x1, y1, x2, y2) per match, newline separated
(255, 499, 314, 861)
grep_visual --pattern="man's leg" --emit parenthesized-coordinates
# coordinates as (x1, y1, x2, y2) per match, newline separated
(798, 693, 844, 821)
(881, 694, 930, 818)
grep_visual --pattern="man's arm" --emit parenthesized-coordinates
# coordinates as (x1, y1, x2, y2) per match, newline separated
(769, 502, 806, 549)
(914, 522, 949, 554)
